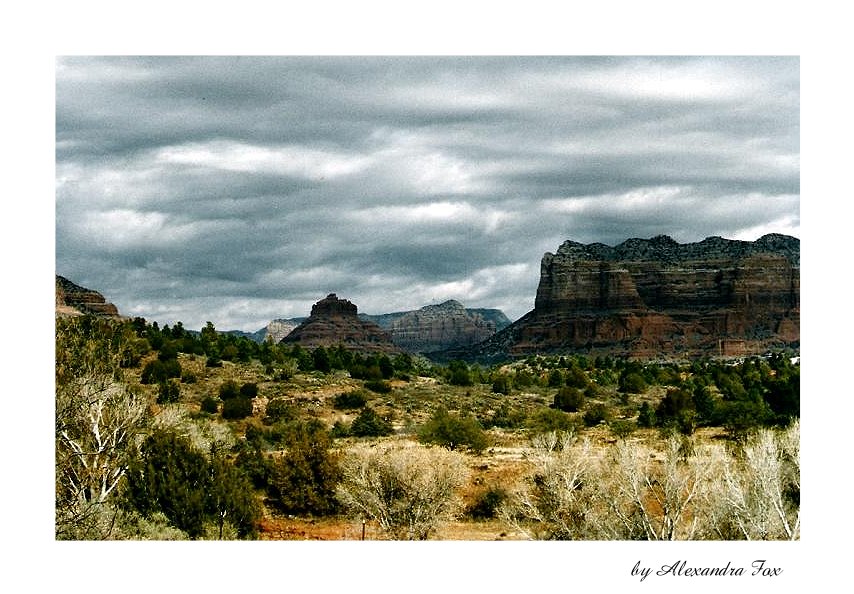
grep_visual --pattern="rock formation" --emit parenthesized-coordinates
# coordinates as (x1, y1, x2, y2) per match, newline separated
(457, 234, 799, 361)
(280, 294, 400, 353)
(386, 300, 499, 353)
(55, 275, 121, 318)
(261, 318, 302, 343)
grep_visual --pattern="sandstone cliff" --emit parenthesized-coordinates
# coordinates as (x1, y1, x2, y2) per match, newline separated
(280, 294, 400, 353)
(385, 300, 499, 353)
(457, 234, 799, 361)
(55, 275, 121, 318)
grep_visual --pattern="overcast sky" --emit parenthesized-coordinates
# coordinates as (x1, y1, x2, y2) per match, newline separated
(55, 56, 799, 331)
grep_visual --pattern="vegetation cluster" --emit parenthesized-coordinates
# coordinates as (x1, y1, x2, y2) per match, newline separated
(55, 315, 800, 540)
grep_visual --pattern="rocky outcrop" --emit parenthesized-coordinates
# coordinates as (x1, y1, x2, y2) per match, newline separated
(280, 294, 400, 353)
(262, 319, 302, 343)
(457, 234, 799, 361)
(55, 275, 121, 318)
(386, 300, 500, 353)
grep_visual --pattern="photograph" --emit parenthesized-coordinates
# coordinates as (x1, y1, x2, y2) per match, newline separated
(54, 55, 800, 546)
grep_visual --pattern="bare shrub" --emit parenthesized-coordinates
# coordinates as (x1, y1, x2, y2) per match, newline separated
(55, 371, 149, 539)
(501, 431, 729, 540)
(337, 442, 469, 539)
(714, 421, 800, 540)
(500, 431, 600, 540)
(595, 436, 725, 540)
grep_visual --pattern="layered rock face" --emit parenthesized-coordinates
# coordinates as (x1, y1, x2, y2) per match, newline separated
(469, 234, 799, 360)
(262, 319, 301, 343)
(387, 300, 499, 353)
(55, 275, 121, 318)
(280, 294, 399, 353)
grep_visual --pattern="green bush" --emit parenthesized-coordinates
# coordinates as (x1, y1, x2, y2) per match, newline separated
(528, 408, 577, 434)
(124, 430, 259, 539)
(609, 419, 637, 439)
(264, 398, 298, 424)
(350, 407, 394, 437)
(418, 407, 488, 453)
(491, 374, 511, 395)
(200, 396, 220, 414)
(156, 379, 181, 404)
(448, 360, 473, 387)
(619, 371, 647, 394)
(333, 390, 368, 410)
(553, 386, 585, 412)
(219, 380, 241, 400)
(637, 401, 656, 428)
(331, 419, 351, 438)
(239, 382, 259, 398)
(365, 379, 392, 394)
(488, 403, 526, 429)
(141, 359, 181, 384)
(467, 486, 508, 520)
(564, 366, 589, 389)
(222, 397, 253, 420)
(268, 420, 341, 515)
(582, 403, 610, 427)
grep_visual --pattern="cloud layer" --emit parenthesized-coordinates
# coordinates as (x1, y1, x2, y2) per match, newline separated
(56, 56, 799, 330)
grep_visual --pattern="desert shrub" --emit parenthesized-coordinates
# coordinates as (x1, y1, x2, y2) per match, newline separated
(637, 401, 656, 428)
(656, 387, 697, 434)
(222, 397, 253, 420)
(181, 370, 197, 384)
(264, 398, 299, 424)
(718, 399, 773, 440)
(711, 421, 800, 540)
(488, 403, 527, 429)
(467, 486, 508, 520)
(331, 419, 351, 438)
(491, 374, 511, 395)
(553, 386, 585, 412)
(547, 370, 564, 388)
(156, 379, 181, 404)
(239, 382, 259, 398)
(312, 346, 331, 373)
(500, 431, 596, 539)
(333, 389, 368, 410)
(157, 341, 179, 361)
(365, 379, 392, 394)
(219, 380, 241, 400)
(582, 403, 610, 427)
(619, 371, 647, 394)
(268, 420, 341, 516)
(378, 355, 395, 379)
(418, 407, 488, 453)
(141, 359, 176, 384)
(448, 360, 473, 386)
(350, 407, 394, 437)
(337, 443, 469, 539)
(200, 396, 220, 414)
(124, 430, 258, 539)
(528, 407, 577, 434)
(564, 366, 589, 389)
(513, 369, 536, 389)
(609, 419, 637, 439)
(55, 317, 150, 539)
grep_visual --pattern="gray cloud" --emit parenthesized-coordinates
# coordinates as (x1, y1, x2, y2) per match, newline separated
(56, 56, 799, 331)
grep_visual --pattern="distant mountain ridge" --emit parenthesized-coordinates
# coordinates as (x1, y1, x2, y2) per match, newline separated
(244, 301, 511, 352)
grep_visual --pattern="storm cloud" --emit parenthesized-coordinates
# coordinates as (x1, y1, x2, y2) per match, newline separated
(56, 56, 799, 331)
